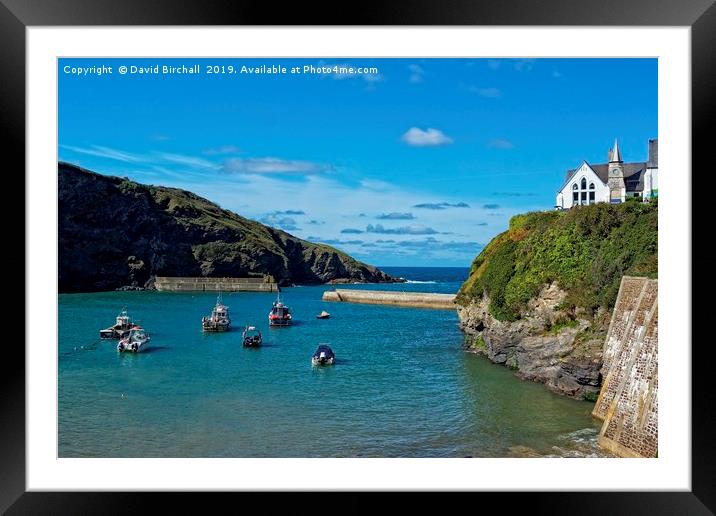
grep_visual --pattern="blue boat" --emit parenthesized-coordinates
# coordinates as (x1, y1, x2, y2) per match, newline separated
(311, 344, 335, 366)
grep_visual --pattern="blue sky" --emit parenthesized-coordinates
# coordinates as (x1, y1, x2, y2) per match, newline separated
(58, 58, 657, 267)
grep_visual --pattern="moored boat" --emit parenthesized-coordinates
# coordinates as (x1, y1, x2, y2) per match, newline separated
(242, 325, 262, 347)
(311, 344, 335, 366)
(316, 310, 330, 319)
(99, 307, 133, 339)
(202, 295, 231, 332)
(117, 326, 150, 353)
(268, 292, 292, 327)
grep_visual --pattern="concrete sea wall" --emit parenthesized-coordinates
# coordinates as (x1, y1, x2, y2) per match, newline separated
(593, 276, 658, 458)
(155, 276, 278, 292)
(322, 289, 456, 309)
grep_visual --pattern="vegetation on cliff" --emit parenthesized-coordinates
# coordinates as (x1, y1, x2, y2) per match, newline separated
(456, 201, 658, 322)
(59, 162, 395, 292)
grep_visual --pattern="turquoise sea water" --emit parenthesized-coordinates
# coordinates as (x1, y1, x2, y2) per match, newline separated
(58, 267, 605, 457)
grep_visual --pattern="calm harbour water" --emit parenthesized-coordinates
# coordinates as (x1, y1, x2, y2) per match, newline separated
(58, 267, 605, 457)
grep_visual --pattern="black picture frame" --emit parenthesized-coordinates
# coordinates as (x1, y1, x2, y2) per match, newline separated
(2, 0, 712, 512)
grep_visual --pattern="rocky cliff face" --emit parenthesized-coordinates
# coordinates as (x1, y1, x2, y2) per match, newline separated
(454, 204, 657, 399)
(457, 283, 604, 399)
(58, 162, 396, 292)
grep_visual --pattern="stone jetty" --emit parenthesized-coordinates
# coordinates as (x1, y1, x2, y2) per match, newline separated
(154, 276, 278, 292)
(322, 289, 456, 309)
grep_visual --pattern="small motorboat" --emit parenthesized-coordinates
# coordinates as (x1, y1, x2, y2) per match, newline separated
(99, 307, 133, 339)
(316, 310, 331, 319)
(202, 294, 231, 332)
(242, 325, 262, 347)
(268, 292, 292, 327)
(311, 344, 335, 366)
(117, 326, 150, 353)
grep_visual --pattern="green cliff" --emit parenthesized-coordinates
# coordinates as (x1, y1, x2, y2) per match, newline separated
(455, 202, 657, 398)
(59, 162, 395, 292)
(457, 201, 657, 320)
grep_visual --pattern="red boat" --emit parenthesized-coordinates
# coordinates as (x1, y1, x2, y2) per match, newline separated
(268, 293, 292, 327)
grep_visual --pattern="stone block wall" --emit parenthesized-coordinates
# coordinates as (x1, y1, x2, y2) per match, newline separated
(322, 289, 456, 310)
(154, 276, 278, 292)
(593, 276, 658, 458)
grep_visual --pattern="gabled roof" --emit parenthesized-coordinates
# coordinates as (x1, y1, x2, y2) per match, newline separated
(560, 161, 648, 192)
(558, 161, 601, 192)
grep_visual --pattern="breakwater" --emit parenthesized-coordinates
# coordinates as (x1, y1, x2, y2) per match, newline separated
(154, 276, 278, 292)
(322, 289, 456, 309)
(593, 276, 658, 458)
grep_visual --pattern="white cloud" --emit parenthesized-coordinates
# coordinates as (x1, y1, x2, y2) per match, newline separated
(222, 157, 332, 175)
(408, 64, 425, 83)
(203, 145, 242, 155)
(488, 139, 515, 149)
(359, 179, 393, 191)
(514, 58, 536, 72)
(257, 213, 300, 230)
(468, 86, 502, 98)
(59, 144, 146, 164)
(376, 212, 415, 220)
(155, 152, 219, 170)
(401, 127, 453, 147)
(366, 223, 439, 235)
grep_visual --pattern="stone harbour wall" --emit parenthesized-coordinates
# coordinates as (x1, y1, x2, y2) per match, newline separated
(593, 276, 658, 458)
(322, 289, 456, 309)
(155, 276, 278, 292)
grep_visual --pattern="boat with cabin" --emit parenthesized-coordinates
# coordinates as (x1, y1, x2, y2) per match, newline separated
(311, 344, 335, 366)
(99, 307, 133, 339)
(268, 292, 292, 327)
(202, 295, 231, 332)
(117, 326, 150, 353)
(242, 325, 262, 347)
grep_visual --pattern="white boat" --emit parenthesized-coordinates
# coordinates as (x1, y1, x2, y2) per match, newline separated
(268, 292, 292, 327)
(117, 326, 150, 353)
(99, 307, 133, 339)
(202, 294, 231, 332)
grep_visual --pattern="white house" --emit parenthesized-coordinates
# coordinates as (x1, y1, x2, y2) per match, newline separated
(555, 139, 658, 209)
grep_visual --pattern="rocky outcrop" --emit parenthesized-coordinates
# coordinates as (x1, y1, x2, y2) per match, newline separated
(58, 162, 397, 293)
(457, 282, 604, 399)
(455, 204, 656, 399)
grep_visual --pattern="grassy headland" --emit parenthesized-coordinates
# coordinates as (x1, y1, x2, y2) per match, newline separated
(456, 201, 658, 322)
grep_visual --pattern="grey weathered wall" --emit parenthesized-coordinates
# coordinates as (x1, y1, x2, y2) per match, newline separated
(155, 276, 278, 292)
(593, 276, 658, 458)
(323, 289, 456, 310)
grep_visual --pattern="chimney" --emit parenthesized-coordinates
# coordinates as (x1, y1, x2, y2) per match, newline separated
(647, 139, 658, 168)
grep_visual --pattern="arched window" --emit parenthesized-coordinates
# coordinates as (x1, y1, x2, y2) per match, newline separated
(572, 183, 578, 190)
(581, 177, 587, 189)
(589, 182, 595, 189)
